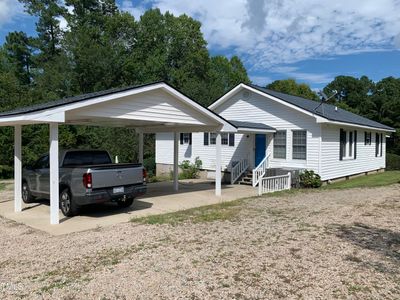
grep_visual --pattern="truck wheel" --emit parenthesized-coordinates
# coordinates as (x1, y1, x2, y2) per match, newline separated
(60, 188, 79, 217)
(22, 181, 35, 204)
(117, 197, 134, 208)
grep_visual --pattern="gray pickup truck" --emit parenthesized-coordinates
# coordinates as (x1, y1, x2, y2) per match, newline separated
(22, 150, 147, 217)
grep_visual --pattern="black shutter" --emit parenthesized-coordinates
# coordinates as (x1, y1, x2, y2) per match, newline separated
(354, 131, 357, 159)
(189, 133, 192, 145)
(364, 132, 367, 145)
(375, 133, 379, 157)
(229, 133, 235, 146)
(180, 133, 184, 145)
(204, 132, 209, 145)
(380, 133, 383, 157)
(339, 129, 344, 160)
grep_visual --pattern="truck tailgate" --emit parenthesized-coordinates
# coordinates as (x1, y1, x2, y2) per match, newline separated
(89, 164, 143, 189)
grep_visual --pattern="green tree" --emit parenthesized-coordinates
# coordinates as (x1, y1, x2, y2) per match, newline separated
(266, 78, 319, 101)
(3, 31, 35, 85)
(20, 0, 66, 62)
(206, 55, 250, 104)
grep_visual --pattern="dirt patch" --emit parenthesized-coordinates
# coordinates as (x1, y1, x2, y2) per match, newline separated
(0, 185, 399, 299)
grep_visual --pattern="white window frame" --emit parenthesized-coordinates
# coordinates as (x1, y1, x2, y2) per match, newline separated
(209, 132, 231, 146)
(343, 130, 355, 160)
(292, 130, 307, 160)
(273, 130, 287, 159)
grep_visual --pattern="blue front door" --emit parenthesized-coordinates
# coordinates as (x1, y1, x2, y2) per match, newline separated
(255, 134, 266, 166)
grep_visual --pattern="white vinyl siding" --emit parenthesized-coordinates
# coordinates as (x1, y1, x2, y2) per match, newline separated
(321, 124, 385, 180)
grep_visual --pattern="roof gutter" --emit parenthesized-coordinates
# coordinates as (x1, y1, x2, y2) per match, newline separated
(316, 119, 396, 132)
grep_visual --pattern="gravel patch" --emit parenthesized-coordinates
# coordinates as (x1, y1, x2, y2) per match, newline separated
(0, 185, 399, 299)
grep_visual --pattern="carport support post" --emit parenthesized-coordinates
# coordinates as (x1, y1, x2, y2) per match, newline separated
(138, 132, 144, 164)
(173, 132, 179, 191)
(215, 132, 222, 196)
(14, 125, 22, 212)
(49, 123, 59, 225)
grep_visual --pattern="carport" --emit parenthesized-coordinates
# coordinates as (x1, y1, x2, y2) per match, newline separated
(0, 82, 236, 225)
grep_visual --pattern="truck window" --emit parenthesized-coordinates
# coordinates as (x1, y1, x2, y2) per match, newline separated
(62, 151, 112, 167)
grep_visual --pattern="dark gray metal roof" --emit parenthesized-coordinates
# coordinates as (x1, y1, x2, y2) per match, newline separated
(249, 84, 394, 131)
(0, 82, 164, 117)
(229, 120, 276, 131)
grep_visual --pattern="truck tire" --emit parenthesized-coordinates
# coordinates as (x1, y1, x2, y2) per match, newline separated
(60, 187, 80, 217)
(117, 197, 134, 208)
(22, 181, 35, 204)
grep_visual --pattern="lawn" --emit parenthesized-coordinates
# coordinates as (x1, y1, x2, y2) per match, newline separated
(324, 170, 400, 189)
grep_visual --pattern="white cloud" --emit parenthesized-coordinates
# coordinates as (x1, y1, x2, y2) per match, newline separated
(120, 0, 147, 20)
(249, 74, 273, 86)
(135, 0, 400, 71)
(0, 0, 24, 27)
(270, 65, 333, 84)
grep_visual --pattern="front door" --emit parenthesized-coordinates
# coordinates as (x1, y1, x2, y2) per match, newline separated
(255, 134, 267, 166)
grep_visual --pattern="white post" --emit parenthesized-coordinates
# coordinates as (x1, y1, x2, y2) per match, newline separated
(173, 132, 179, 191)
(138, 132, 144, 164)
(14, 125, 22, 213)
(215, 132, 222, 196)
(287, 172, 291, 190)
(49, 123, 59, 225)
(258, 179, 262, 196)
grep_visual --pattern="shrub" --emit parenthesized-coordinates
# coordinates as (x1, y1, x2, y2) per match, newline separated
(0, 165, 13, 179)
(386, 153, 400, 170)
(178, 157, 202, 179)
(299, 170, 322, 188)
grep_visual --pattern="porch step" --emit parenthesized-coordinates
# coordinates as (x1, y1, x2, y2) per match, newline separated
(237, 171, 254, 185)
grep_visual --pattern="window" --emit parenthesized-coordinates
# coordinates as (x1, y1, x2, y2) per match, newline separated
(34, 155, 49, 169)
(221, 133, 229, 145)
(349, 131, 353, 157)
(180, 133, 192, 145)
(340, 129, 357, 160)
(292, 130, 307, 160)
(364, 132, 372, 145)
(204, 132, 235, 147)
(210, 133, 217, 145)
(376, 133, 383, 157)
(273, 130, 287, 159)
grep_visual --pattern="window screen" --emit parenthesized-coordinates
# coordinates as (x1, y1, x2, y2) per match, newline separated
(292, 130, 307, 160)
(274, 131, 287, 159)
(210, 133, 217, 145)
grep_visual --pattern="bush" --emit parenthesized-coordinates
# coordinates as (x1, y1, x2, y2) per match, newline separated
(178, 157, 202, 179)
(0, 165, 13, 179)
(386, 153, 400, 170)
(299, 170, 322, 188)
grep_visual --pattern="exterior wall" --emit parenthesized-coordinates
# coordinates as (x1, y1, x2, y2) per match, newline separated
(155, 131, 253, 171)
(320, 124, 386, 180)
(215, 90, 321, 173)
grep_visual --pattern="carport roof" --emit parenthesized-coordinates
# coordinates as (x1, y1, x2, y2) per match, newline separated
(0, 81, 237, 132)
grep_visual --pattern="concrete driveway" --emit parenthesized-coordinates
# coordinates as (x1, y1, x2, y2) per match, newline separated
(0, 180, 256, 235)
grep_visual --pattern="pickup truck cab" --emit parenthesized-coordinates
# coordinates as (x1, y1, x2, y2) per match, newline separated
(22, 150, 147, 217)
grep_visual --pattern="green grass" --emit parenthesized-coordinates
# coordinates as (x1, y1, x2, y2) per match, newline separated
(324, 171, 400, 190)
(131, 200, 244, 225)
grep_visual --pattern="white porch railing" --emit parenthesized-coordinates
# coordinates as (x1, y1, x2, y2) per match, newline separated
(258, 172, 291, 195)
(231, 158, 249, 184)
(252, 153, 270, 187)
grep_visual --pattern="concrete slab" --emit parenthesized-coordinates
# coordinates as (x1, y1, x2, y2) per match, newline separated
(0, 180, 257, 236)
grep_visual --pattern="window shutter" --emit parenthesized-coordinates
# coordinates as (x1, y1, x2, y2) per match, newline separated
(180, 133, 184, 145)
(375, 133, 379, 157)
(204, 132, 209, 145)
(339, 129, 344, 161)
(189, 133, 192, 145)
(380, 133, 383, 157)
(229, 133, 235, 146)
(364, 132, 367, 145)
(354, 131, 357, 159)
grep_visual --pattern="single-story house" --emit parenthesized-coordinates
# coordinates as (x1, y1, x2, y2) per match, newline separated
(155, 83, 395, 186)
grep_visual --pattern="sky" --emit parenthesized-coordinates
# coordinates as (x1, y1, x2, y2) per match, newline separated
(0, 0, 400, 90)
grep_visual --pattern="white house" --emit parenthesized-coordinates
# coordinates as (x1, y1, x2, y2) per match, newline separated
(156, 83, 395, 187)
